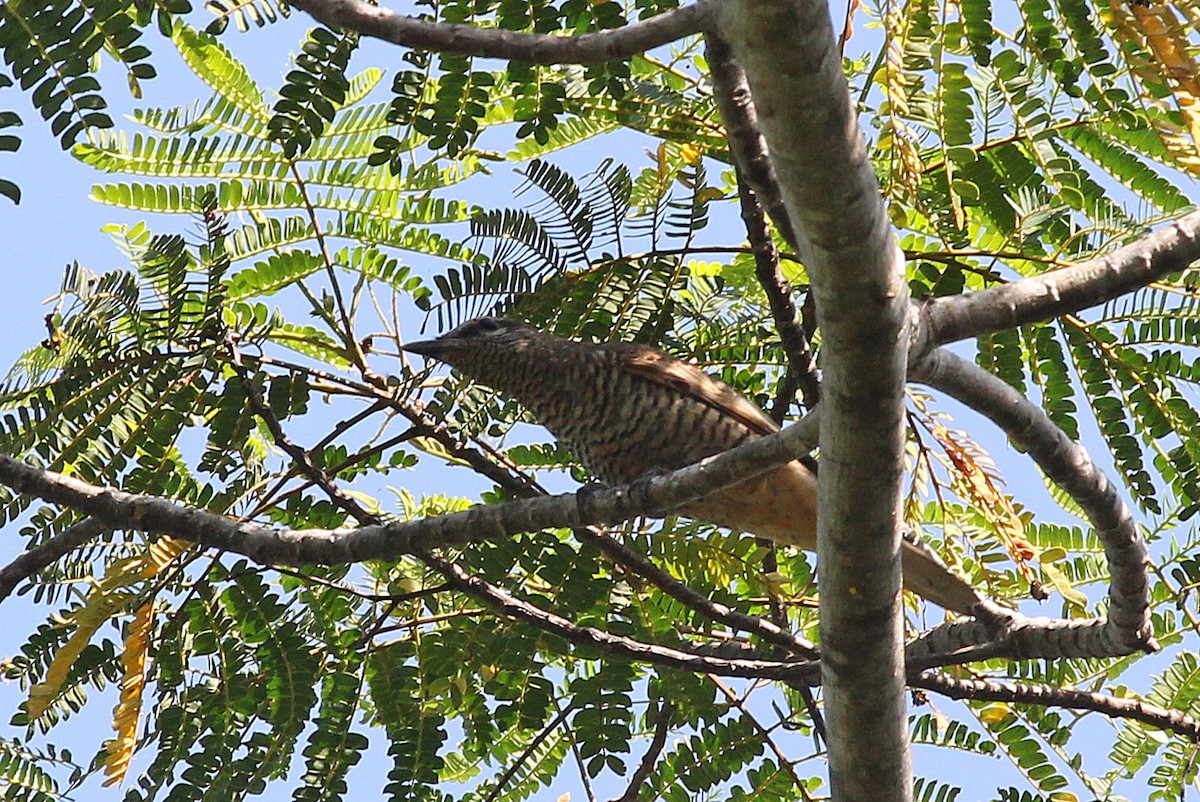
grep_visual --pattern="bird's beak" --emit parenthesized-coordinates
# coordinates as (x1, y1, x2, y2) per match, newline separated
(402, 337, 455, 360)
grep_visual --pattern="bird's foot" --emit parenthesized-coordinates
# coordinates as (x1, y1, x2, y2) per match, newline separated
(628, 466, 672, 516)
(574, 481, 609, 524)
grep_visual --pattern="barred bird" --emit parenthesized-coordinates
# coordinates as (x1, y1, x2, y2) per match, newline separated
(404, 317, 982, 614)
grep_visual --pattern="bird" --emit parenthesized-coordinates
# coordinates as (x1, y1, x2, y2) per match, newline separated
(403, 317, 983, 615)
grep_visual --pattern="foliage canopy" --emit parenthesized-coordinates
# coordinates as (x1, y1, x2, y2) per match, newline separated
(1, 0, 1200, 800)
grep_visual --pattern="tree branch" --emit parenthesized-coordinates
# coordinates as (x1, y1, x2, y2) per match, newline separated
(424, 552, 810, 681)
(254, 347, 816, 663)
(0, 517, 110, 602)
(913, 672, 1200, 742)
(287, 0, 716, 64)
(705, 31, 800, 250)
(719, 0, 915, 798)
(574, 527, 818, 659)
(915, 209, 1200, 349)
(483, 704, 576, 802)
(710, 677, 814, 797)
(0, 413, 819, 575)
(228, 336, 376, 524)
(612, 700, 674, 802)
(909, 347, 1154, 658)
(733, 170, 821, 411)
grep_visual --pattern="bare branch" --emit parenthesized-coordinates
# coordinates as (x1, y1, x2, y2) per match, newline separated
(705, 31, 800, 250)
(710, 677, 814, 797)
(733, 171, 821, 411)
(251, 351, 548, 501)
(909, 347, 1154, 658)
(424, 552, 809, 681)
(287, 0, 716, 64)
(228, 336, 377, 524)
(575, 527, 818, 659)
(913, 672, 1200, 742)
(0, 413, 819, 571)
(916, 209, 1200, 349)
(612, 700, 674, 802)
(0, 517, 110, 602)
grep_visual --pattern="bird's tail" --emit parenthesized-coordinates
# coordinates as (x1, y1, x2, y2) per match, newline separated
(679, 461, 983, 616)
(899, 533, 984, 616)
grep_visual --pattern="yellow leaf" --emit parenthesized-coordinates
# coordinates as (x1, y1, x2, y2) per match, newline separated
(930, 418, 1036, 573)
(27, 590, 133, 719)
(978, 703, 1013, 724)
(145, 536, 188, 574)
(1107, 0, 1200, 176)
(391, 577, 422, 596)
(342, 489, 382, 516)
(686, 260, 723, 277)
(410, 436, 472, 468)
(763, 571, 792, 595)
(1041, 561, 1090, 612)
(680, 143, 702, 164)
(27, 538, 184, 720)
(103, 600, 155, 787)
(1131, 6, 1200, 148)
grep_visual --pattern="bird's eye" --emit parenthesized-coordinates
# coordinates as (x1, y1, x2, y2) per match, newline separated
(457, 318, 510, 338)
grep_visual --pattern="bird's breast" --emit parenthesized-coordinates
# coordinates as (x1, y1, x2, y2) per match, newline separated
(525, 360, 760, 485)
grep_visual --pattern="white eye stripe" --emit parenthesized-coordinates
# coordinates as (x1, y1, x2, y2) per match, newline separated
(456, 317, 509, 337)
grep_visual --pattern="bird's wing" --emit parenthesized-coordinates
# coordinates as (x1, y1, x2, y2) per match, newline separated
(616, 346, 782, 437)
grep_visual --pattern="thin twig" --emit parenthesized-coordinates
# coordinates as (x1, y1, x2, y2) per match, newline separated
(913, 672, 1200, 741)
(227, 334, 372, 523)
(0, 517, 109, 602)
(710, 677, 814, 799)
(612, 700, 673, 802)
(481, 704, 576, 802)
(424, 552, 814, 681)
(575, 527, 818, 659)
(735, 169, 821, 410)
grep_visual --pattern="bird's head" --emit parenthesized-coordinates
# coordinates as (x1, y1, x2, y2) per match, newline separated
(403, 317, 543, 385)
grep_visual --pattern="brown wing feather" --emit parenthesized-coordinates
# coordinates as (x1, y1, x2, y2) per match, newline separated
(608, 346, 982, 614)
(614, 345, 781, 437)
